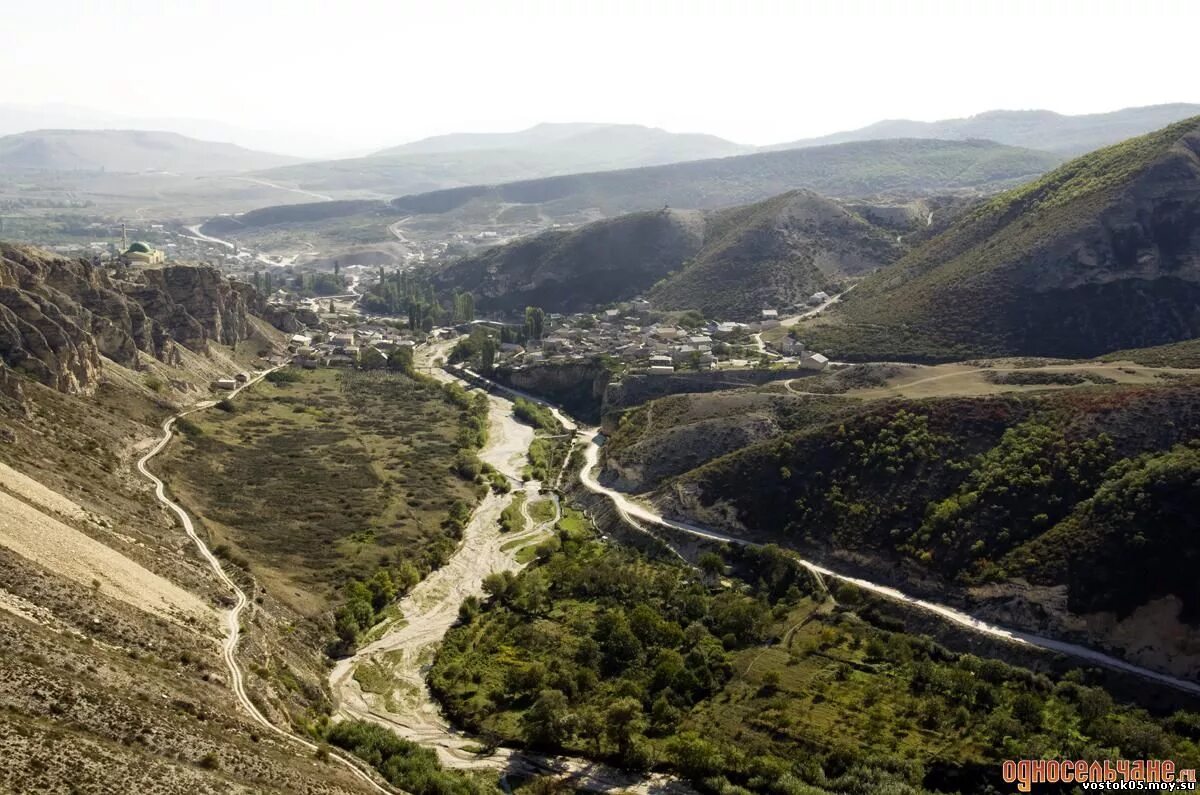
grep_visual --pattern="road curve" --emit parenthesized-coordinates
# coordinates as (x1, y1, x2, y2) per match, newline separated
(452, 363, 1200, 699)
(576, 438, 1200, 698)
(136, 367, 396, 795)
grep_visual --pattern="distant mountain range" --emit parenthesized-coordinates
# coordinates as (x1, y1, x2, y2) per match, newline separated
(805, 115, 1200, 360)
(205, 138, 1051, 257)
(0, 102, 354, 159)
(431, 190, 905, 318)
(257, 123, 751, 196)
(767, 104, 1200, 156)
(0, 129, 299, 174)
(393, 138, 1059, 216)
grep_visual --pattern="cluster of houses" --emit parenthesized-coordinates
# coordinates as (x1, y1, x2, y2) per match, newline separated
(285, 325, 416, 369)
(491, 297, 832, 375)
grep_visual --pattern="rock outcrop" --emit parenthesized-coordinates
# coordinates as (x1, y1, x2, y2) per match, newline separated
(0, 243, 276, 395)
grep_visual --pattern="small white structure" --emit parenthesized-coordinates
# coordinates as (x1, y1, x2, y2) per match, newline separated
(647, 365, 675, 375)
(801, 352, 829, 371)
(809, 291, 831, 305)
(649, 354, 673, 367)
(290, 334, 313, 347)
(211, 378, 237, 391)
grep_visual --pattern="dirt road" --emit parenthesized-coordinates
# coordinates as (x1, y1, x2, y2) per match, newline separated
(137, 368, 394, 794)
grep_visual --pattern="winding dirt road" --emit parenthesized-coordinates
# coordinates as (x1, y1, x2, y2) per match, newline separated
(137, 368, 395, 795)
(448, 363, 1200, 699)
(575, 437, 1200, 698)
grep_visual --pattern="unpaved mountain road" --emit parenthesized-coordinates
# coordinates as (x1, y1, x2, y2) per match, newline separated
(137, 367, 395, 795)
(451, 362, 1200, 699)
(576, 433, 1200, 698)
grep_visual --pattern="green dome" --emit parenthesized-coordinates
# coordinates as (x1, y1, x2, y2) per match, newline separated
(126, 241, 152, 254)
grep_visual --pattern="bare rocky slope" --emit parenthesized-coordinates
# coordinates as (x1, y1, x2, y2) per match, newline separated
(432, 190, 904, 318)
(0, 245, 382, 792)
(0, 243, 297, 393)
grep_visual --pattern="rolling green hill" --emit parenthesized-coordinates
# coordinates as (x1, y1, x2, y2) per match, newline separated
(804, 117, 1200, 361)
(431, 190, 904, 318)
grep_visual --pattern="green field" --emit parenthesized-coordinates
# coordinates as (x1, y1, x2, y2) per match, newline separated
(159, 368, 480, 618)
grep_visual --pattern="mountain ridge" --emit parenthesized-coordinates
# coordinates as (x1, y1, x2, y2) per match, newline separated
(0, 129, 299, 174)
(431, 190, 904, 318)
(768, 103, 1200, 155)
(804, 116, 1200, 360)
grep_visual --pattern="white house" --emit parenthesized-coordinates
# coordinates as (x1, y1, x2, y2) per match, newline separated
(801, 351, 829, 371)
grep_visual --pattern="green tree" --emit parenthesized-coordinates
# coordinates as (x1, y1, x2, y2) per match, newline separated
(388, 345, 414, 374)
(481, 337, 497, 373)
(360, 347, 387, 370)
(603, 697, 645, 758)
(525, 306, 545, 341)
(522, 689, 572, 747)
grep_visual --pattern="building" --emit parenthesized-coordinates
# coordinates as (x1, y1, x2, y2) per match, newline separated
(211, 378, 237, 391)
(801, 351, 829, 371)
(809, 291, 831, 305)
(123, 241, 165, 265)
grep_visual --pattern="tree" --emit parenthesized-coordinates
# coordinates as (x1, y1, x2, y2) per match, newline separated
(334, 260, 340, 277)
(481, 337, 497, 373)
(698, 552, 725, 582)
(603, 697, 645, 758)
(388, 345, 414, 374)
(359, 347, 386, 370)
(366, 570, 397, 611)
(525, 306, 545, 341)
(522, 689, 572, 747)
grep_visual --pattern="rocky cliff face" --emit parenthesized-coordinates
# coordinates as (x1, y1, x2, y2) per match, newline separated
(0, 243, 277, 395)
(494, 360, 614, 423)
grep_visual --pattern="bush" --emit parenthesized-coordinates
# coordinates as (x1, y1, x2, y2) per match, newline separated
(266, 369, 302, 384)
(326, 720, 489, 795)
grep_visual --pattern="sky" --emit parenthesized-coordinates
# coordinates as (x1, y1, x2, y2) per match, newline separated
(2, 0, 1198, 157)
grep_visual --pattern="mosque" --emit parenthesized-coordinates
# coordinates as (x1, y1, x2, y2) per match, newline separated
(118, 224, 165, 265)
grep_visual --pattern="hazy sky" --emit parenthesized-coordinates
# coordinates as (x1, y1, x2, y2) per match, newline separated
(3, 0, 1197, 156)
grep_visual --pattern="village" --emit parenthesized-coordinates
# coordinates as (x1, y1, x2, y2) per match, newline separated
(506, 295, 834, 374)
(257, 287, 835, 383)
